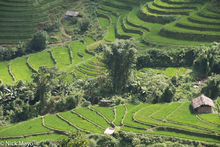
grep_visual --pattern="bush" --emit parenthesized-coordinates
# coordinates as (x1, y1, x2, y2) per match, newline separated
(201, 74, 220, 99)
(43, 22, 60, 32)
(193, 42, 220, 77)
(28, 31, 48, 52)
(137, 47, 196, 69)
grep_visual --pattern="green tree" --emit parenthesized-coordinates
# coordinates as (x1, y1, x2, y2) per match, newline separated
(58, 131, 88, 147)
(202, 74, 220, 99)
(32, 67, 59, 114)
(29, 31, 47, 52)
(193, 43, 220, 77)
(102, 39, 137, 93)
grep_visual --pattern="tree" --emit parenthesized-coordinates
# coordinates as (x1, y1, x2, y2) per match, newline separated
(201, 74, 220, 99)
(102, 39, 137, 93)
(193, 42, 220, 77)
(28, 31, 47, 52)
(32, 67, 59, 114)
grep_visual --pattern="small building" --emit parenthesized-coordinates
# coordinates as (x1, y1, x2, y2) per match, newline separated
(104, 127, 115, 135)
(191, 94, 216, 114)
(99, 99, 113, 106)
(65, 11, 79, 17)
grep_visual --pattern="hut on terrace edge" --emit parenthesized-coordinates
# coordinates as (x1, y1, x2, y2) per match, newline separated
(65, 11, 80, 18)
(191, 94, 216, 114)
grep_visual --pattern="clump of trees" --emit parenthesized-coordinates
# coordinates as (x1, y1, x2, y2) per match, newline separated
(0, 67, 84, 123)
(102, 39, 137, 93)
(193, 42, 220, 77)
(28, 31, 48, 52)
(202, 74, 220, 99)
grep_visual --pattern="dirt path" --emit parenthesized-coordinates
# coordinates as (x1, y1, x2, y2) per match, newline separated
(59, 0, 84, 40)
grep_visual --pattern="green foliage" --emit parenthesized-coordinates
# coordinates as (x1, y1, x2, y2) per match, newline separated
(201, 74, 220, 99)
(193, 43, 220, 77)
(79, 18, 90, 33)
(137, 47, 196, 69)
(43, 22, 60, 33)
(28, 31, 48, 52)
(58, 131, 88, 147)
(102, 39, 137, 93)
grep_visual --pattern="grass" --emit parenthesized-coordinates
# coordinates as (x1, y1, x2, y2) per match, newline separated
(28, 51, 55, 71)
(162, 67, 178, 77)
(153, 0, 199, 9)
(103, 12, 117, 42)
(74, 107, 110, 128)
(0, 61, 13, 84)
(140, 67, 185, 77)
(133, 102, 212, 133)
(92, 106, 115, 122)
(0, 117, 49, 137)
(114, 105, 126, 126)
(178, 67, 187, 76)
(151, 102, 182, 120)
(52, 46, 71, 70)
(44, 114, 77, 132)
(177, 17, 220, 30)
(2, 134, 66, 143)
(123, 103, 152, 129)
(10, 57, 33, 82)
(59, 111, 104, 134)
(163, 21, 220, 36)
(167, 102, 220, 132)
(69, 41, 85, 64)
(121, 126, 220, 143)
(128, 7, 209, 46)
(83, 37, 95, 46)
(198, 114, 220, 126)
(98, 16, 110, 29)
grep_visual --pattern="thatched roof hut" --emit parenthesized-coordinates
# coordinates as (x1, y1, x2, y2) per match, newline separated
(191, 94, 216, 113)
(65, 11, 79, 17)
(99, 99, 113, 106)
(104, 127, 115, 135)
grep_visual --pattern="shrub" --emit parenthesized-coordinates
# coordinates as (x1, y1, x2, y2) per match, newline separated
(137, 47, 196, 69)
(193, 42, 220, 77)
(28, 31, 48, 52)
(201, 74, 220, 99)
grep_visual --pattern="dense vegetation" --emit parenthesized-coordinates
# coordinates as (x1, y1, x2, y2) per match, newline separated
(0, 0, 219, 146)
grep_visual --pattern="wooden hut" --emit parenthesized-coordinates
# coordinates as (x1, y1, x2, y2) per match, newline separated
(104, 127, 115, 135)
(99, 99, 113, 106)
(65, 11, 79, 17)
(191, 94, 216, 113)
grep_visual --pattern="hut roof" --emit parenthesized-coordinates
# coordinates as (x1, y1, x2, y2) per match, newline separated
(191, 94, 215, 109)
(100, 99, 113, 103)
(104, 127, 115, 135)
(65, 11, 79, 17)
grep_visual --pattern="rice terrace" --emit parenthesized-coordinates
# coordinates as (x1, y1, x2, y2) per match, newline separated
(0, 0, 219, 146)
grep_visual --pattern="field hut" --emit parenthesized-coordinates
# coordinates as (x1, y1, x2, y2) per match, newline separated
(104, 127, 115, 135)
(191, 94, 216, 113)
(99, 99, 113, 106)
(65, 11, 79, 17)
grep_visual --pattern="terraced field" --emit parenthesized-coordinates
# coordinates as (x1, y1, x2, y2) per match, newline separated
(1, 102, 220, 144)
(0, 37, 103, 84)
(97, 0, 219, 47)
(0, 0, 76, 44)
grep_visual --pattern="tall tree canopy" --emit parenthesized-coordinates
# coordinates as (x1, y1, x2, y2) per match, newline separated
(102, 39, 137, 93)
(193, 42, 220, 77)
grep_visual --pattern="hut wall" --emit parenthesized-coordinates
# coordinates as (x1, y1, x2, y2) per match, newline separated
(197, 106, 212, 113)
